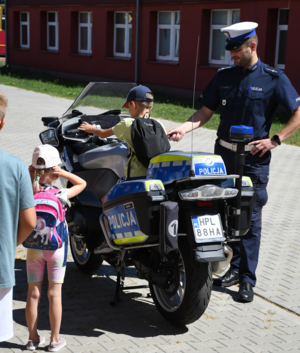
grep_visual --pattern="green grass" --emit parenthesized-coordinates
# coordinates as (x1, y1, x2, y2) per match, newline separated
(0, 66, 299, 146)
(0, 67, 83, 98)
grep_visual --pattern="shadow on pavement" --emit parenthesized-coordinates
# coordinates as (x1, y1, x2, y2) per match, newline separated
(7, 258, 188, 350)
(0, 342, 27, 351)
(212, 284, 239, 301)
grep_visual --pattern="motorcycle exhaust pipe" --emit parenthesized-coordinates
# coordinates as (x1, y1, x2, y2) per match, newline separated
(211, 244, 233, 276)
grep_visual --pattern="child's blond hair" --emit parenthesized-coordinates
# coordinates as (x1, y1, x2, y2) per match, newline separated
(0, 92, 8, 120)
(32, 157, 53, 194)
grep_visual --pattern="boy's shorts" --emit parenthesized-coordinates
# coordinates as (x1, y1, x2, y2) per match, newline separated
(26, 245, 66, 284)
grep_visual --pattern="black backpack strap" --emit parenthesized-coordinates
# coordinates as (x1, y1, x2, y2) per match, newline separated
(40, 183, 57, 188)
(127, 148, 134, 180)
(63, 224, 68, 266)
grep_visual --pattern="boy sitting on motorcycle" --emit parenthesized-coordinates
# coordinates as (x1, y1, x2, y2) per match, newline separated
(79, 85, 168, 254)
(78, 85, 168, 181)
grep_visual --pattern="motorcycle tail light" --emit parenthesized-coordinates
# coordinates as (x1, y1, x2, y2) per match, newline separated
(178, 185, 238, 201)
(197, 201, 212, 207)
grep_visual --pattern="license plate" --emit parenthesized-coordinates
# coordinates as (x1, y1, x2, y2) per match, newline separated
(191, 214, 224, 243)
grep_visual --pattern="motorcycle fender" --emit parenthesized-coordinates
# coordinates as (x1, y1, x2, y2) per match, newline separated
(194, 245, 227, 263)
(183, 211, 227, 263)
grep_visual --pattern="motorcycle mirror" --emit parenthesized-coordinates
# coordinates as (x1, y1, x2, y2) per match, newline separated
(47, 120, 60, 128)
(39, 128, 59, 147)
(72, 109, 83, 116)
(41, 116, 59, 127)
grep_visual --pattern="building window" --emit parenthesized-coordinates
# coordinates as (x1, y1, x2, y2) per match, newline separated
(275, 9, 289, 69)
(78, 12, 92, 54)
(20, 12, 29, 48)
(114, 12, 132, 57)
(156, 11, 180, 61)
(1, 6, 5, 31)
(209, 9, 240, 65)
(47, 12, 58, 51)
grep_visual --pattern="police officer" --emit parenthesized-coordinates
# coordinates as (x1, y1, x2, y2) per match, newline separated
(168, 22, 300, 302)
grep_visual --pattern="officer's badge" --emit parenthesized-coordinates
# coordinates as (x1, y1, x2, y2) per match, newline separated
(222, 99, 226, 106)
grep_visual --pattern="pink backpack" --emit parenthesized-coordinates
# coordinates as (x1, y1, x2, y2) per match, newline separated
(23, 188, 68, 253)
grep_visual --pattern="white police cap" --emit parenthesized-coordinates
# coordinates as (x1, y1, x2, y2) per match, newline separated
(221, 21, 258, 50)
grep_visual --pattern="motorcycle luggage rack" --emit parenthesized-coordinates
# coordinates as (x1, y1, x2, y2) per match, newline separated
(176, 174, 239, 183)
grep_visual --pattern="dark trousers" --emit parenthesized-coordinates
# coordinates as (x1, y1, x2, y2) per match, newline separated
(215, 141, 270, 286)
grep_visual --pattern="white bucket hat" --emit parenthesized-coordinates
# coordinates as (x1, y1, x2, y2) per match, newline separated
(32, 144, 61, 169)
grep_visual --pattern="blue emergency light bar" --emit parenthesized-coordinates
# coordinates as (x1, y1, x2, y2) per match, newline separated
(230, 125, 254, 143)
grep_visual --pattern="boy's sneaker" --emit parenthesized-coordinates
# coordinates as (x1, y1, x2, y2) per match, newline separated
(26, 335, 45, 350)
(48, 338, 66, 352)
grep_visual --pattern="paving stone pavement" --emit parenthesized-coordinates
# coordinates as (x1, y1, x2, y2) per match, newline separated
(0, 84, 300, 352)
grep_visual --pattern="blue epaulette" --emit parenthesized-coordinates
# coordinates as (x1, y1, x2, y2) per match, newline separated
(263, 66, 283, 77)
(217, 65, 235, 73)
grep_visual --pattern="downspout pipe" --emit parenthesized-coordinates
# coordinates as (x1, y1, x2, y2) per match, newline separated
(135, 0, 139, 84)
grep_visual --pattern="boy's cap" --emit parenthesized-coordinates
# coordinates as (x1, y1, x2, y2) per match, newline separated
(221, 21, 258, 50)
(32, 144, 61, 169)
(122, 85, 154, 108)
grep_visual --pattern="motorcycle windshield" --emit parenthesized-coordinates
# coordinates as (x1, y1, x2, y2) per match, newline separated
(62, 82, 136, 118)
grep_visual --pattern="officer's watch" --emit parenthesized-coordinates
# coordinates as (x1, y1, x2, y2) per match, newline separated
(271, 135, 281, 145)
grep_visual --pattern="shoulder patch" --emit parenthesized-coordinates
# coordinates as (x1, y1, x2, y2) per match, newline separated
(217, 65, 235, 73)
(264, 66, 283, 77)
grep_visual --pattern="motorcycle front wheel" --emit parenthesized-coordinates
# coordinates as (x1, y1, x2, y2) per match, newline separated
(69, 234, 103, 274)
(150, 237, 212, 326)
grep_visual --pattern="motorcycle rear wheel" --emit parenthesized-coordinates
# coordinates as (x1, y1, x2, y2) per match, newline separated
(69, 234, 103, 274)
(150, 237, 212, 326)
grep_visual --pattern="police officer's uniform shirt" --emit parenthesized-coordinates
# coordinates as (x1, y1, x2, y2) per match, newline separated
(199, 59, 300, 142)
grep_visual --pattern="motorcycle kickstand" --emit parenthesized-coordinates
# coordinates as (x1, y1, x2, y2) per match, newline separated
(110, 266, 151, 305)
(110, 266, 125, 306)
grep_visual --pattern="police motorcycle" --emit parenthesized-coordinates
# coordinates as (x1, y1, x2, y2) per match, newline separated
(39, 82, 255, 326)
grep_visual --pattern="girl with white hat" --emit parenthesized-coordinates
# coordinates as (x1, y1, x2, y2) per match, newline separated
(25, 144, 86, 352)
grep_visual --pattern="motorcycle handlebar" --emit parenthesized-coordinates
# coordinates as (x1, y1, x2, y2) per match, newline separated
(65, 128, 82, 135)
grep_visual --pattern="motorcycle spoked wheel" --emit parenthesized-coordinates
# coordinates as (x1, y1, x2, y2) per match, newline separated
(150, 237, 212, 326)
(69, 234, 103, 274)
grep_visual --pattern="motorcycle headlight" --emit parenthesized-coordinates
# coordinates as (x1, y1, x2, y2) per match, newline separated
(178, 184, 238, 201)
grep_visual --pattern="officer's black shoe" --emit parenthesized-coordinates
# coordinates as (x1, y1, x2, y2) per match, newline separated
(213, 267, 239, 287)
(237, 281, 254, 302)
